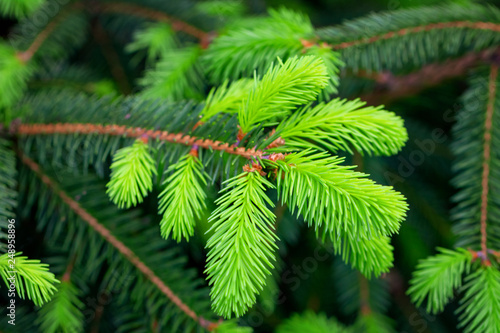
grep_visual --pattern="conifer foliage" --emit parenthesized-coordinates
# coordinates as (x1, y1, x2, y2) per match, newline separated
(1, 0, 500, 332)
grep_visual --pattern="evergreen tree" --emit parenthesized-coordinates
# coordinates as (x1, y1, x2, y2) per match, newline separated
(0, 0, 499, 332)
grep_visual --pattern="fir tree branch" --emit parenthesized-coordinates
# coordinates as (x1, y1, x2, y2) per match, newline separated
(90, 19, 132, 95)
(96, 2, 211, 45)
(480, 64, 497, 261)
(457, 266, 500, 333)
(18, 151, 219, 331)
(330, 21, 500, 51)
(16, 123, 264, 159)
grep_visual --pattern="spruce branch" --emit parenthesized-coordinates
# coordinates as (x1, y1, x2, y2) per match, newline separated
(276, 98, 407, 156)
(158, 151, 208, 242)
(140, 46, 204, 100)
(205, 171, 278, 318)
(408, 247, 473, 314)
(106, 139, 157, 209)
(479, 65, 497, 259)
(267, 150, 408, 241)
(238, 55, 329, 133)
(331, 233, 394, 278)
(0, 252, 59, 307)
(19, 151, 218, 330)
(37, 280, 85, 333)
(0, 43, 34, 110)
(201, 79, 254, 122)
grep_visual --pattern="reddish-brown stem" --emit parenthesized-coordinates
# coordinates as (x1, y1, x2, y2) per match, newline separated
(96, 3, 210, 43)
(331, 21, 500, 50)
(18, 151, 218, 331)
(479, 65, 497, 263)
(16, 122, 263, 159)
(91, 20, 132, 94)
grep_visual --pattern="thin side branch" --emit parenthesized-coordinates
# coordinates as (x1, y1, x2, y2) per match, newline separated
(96, 2, 211, 44)
(16, 123, 263, 159)
(18, 151, 218, 331)
(480, 65, 497, 262)
(331, 21, 500, 50)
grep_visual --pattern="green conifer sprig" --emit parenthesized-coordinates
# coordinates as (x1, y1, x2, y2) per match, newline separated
(275, 98, 408, 156)
(408, 247, 473, 314)
(158, 152, 209, 242)
(0, 139, 17, 252)
(106, 139, 157, 209)
(238, 55, 329, 133)
(205, 171, 278, 318)
(203, 8, 316, 82)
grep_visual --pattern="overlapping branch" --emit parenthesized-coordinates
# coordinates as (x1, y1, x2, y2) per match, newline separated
(358, 46, 500, 105)
(16, 122, 263, 159)
(331, 21, 500, 50)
